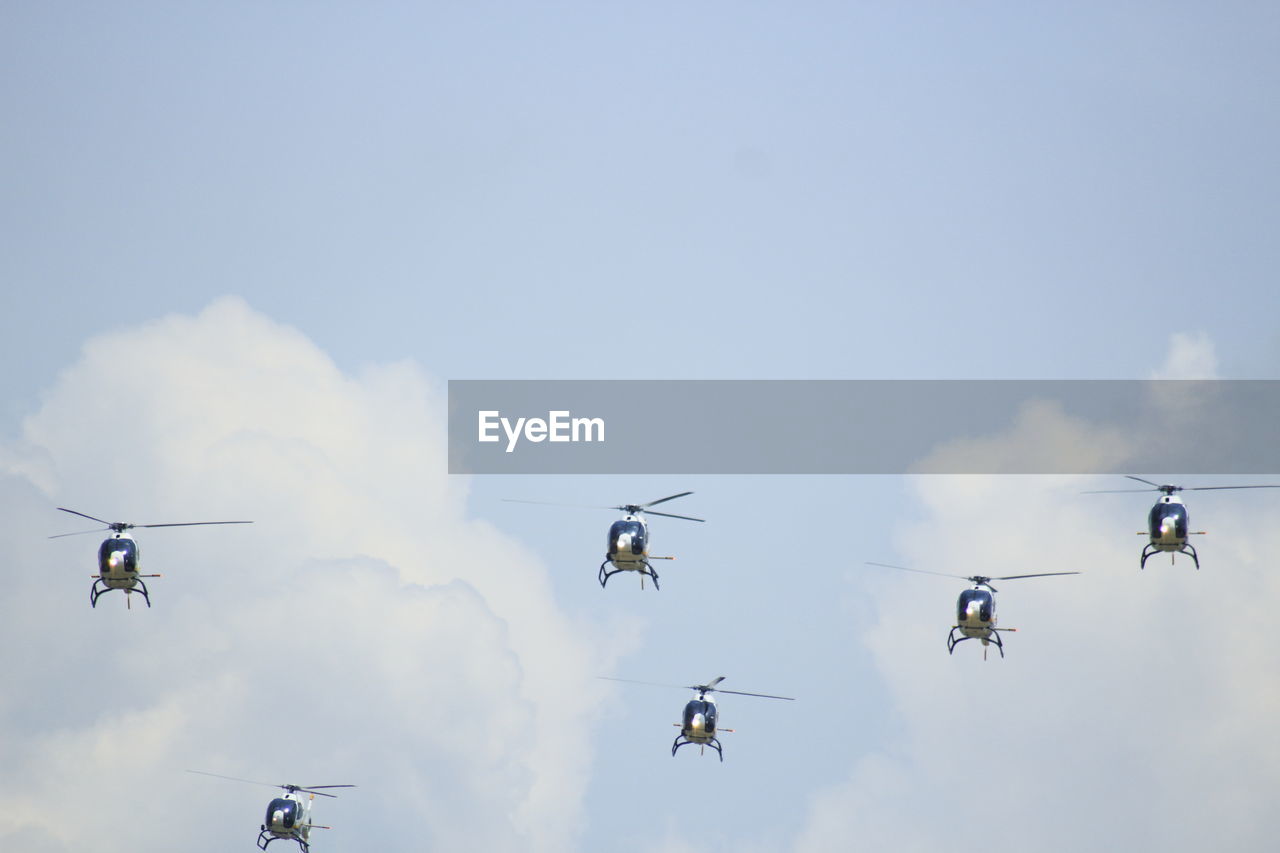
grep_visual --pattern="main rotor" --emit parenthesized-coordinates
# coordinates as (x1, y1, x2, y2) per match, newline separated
(600, 675, 794, 702)
(187, 770, 355, 798)
(614, 492, 704, 522)
(686, 676, 793, 702)
(503, 492, 705, 522)
(866, 562, 1080, 593)
(51, 507, 253, 538)
(1083, 475, 1280, 497)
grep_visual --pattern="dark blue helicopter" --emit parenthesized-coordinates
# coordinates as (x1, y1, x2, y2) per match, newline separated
(867, 562, 1080, 659)
(51, 508, 252, 608)
(602, 676, 794, 761)
(188, 771, 354, 853)
(1085, 476, 1280, 569)
(504, 492, 704, 590)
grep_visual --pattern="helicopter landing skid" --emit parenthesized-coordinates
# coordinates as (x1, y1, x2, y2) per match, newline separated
(947, 627, 1007, 659)
(672, 733, 722, 762)
(90, 577, 153, 609)
(599, 560, 659, 591)
(1141, 542, 1199, 570)
(257, 830, 307, 853)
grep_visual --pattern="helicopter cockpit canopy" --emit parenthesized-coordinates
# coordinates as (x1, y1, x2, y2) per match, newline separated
(608, 519, 646, 555)
(683, 699, 717, 729)
(265, 797, 300, 830)
(957, 588, 993, 622)
(1149, 501, 1188, 535)
(98, 538, 138, 572)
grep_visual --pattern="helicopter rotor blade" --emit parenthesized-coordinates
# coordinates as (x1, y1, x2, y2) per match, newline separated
(597, 676, 688, 690)
(48, 527, 110, 539)
(135, 521, 253, 529)
(1080, 488, 1161, 494)
(865, 561, 972, 581)
(641, 510, 706, 522)
(713, 688, 796, 701)
(988, 572, 1082, 581)
(1181, 485, 1280, 491)
(601, 675, 793, 701)
(56, 507, 114, 525)
(501, 498, 614, 510)
(186, 770, 279, 789)
(715, 689, 796, 701)
(282, 783, 355, 798)
(1124, 475, 1164, 488)
(642, 492, 694, 508)
(693, 676, 793, 700)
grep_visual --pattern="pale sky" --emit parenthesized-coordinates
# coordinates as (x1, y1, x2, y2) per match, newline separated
(3, 3, 1280, 851)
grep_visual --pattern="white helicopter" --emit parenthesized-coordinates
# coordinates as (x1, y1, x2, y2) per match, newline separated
(866, 562, 1080, 659)
(50, 507, 252, 608)
(602, 676, 794, 761)
(188, 771, 355, 853)
(1084, 476, 1280, 569)
(504, 492, 704, 589)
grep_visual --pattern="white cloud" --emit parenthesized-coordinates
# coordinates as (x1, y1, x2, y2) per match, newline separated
(0, 298, 613, 852)
(1151, 331, 1219, 380)
(788, 467, 1280, 852)
(788, 335, 1276, 852)
(910, 399, 1133, 474)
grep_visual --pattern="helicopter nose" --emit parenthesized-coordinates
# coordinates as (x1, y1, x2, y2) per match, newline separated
(691, 713, 706, 734)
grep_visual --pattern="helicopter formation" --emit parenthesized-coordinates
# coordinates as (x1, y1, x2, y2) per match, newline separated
(43, 474, 1279, 846)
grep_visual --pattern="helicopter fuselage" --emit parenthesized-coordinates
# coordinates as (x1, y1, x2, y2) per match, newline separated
(96, 533, 142, 590)
(600, 514, 672, 589)
(260, 792, 313, 851)
(90, 532, 159, 607)
(1147, 495, 1190, 550)
(680, 696, 719, 744)
(606, 515, 650, 571)
(954, 587, 998, 645)
(672, 694, 727, 759)
(1139, 494, 1202, 568)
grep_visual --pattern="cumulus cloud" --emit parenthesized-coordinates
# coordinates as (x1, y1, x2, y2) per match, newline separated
(909, 399, 1134, 474)
(1151, 331, 1220, 380)
(789, 447, 1280, 846)
(0, 298, 611, 852)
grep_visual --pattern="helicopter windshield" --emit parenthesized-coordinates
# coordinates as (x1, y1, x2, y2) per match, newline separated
(683, 699, 717, 728)
(1150, 502, 1188, 534)
(957, 588, 993, 622)
(265, 798, 299, 829)
(98, 538, 138, 572)
(608, 520, 646, 552)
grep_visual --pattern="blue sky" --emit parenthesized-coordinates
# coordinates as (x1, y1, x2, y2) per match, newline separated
(3, 3, 1279, 851)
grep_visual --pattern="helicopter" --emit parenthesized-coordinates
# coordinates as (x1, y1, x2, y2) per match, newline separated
(601, 675, 794, 761)
(50, 507, 252, 608)
(504, 492, 704, 590)
(866, 562, 1080, 659)
(1084, 476, 1280, 569)
(187, 770, 355, 853)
